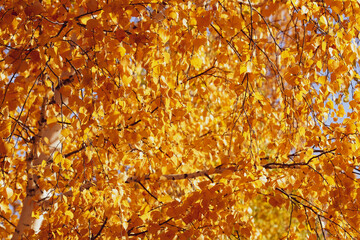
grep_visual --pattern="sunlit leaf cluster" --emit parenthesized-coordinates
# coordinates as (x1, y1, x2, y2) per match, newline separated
(1, 0, 360, 239)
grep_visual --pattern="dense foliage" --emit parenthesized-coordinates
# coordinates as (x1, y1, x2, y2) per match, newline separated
(1, 0, 360, 239)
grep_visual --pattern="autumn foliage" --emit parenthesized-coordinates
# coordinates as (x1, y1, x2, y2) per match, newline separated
(1, 0, 360, 239)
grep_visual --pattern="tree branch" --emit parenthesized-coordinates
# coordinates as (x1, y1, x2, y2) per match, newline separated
(125, 166, 237, 183)
(126, 149, 336, 183)
(136, 181, 158, 201)
(0, 214, 16, 228)
(91, 217, 108, 240)
(64, 143, 87, 158)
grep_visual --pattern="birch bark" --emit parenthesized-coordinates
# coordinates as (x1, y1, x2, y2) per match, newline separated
(11, 90, 63, 240)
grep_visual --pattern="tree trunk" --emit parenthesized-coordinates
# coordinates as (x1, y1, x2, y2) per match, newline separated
(12, 93, 62, 239)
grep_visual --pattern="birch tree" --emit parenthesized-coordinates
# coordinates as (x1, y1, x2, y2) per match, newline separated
(1, 0, 360, 239)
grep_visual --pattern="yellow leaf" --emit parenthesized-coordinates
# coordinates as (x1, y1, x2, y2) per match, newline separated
(325, 100, 334, 109)
(163, 52, 170, 64)
(318, 76, 327, 85)
(316, 60, 322, 70)
(79, 15, 91, 25)
(169, 11, 178, 20)
(321, 41, 326, 52)
(65, 210, 74, 218)
(246, 61, 254, 73)
(354, 90, 360, 101)
(189, 18, 197, 26)
(47, 116, 58, 125)
(63, 157, 72, 169)
(6, 187, 13, 199)
(253, 92, 263, 101)
(61, 128, 71, 138)
(53, 151, 63, 164)
(305, 148, 313, 157)
(325, 176, 335, 186)
(191, 57, 202, 69)
(240, 64, 247, 74)
(281, 49, 289, 59)
(122, 75, 132, 86)
(319, 15, 327, 28)
(158, 195, 172, 203)
(337, 104, 345, 118)
(118, 46, 126, 57)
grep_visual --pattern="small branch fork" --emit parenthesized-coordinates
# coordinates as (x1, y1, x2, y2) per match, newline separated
(127, 218, 173, 236)
(276, 187, 358, 239)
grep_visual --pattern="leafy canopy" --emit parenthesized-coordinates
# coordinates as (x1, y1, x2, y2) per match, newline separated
(1, 0, 360, 239)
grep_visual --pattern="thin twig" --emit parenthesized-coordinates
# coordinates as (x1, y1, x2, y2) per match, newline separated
(136, 181, 158, 201)
(0, 214, 16, 228)
(91, 217, 108, 240)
